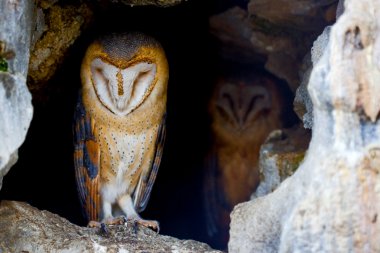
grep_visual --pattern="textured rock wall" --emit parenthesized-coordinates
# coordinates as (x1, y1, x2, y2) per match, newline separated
(28, 1, 93, 92)
(210, 0, 337, 92)
(35, 0, 183, 7)
(294, 0, 345, 129)
(229, 0, 380, 252)
(104, 0, 183, 6)
(294, 26, 331, 129)
(251, 126, 310, 199)
(0, 0, 34, 190)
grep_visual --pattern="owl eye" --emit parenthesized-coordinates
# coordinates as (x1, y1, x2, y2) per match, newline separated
(243, 94, 267, 123)
(90, 59, 117, 113)
(131, 65, 155, 92)
(95, 67, 102, 74)
(93, 67, 110, 87)
(121, 62, 156, 115)
(216, 105, 233, 123)
(216, 93, 238, 125)
(136, 71, 151, 84)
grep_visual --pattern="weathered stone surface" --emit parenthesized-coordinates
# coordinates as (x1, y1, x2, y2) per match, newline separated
(0, 1, 33, 76)
(229, 0, 380, 252)
(209, 7, 266, 64)
(0, 74, 33, 189)
(294, 26, 331, 128)
(336, 0, 345, 18)
(209, 3, 335, 92)
(0, 0, 34, 190)
(31, 7, 47, 51)
(0, 201, 221, 253)
(0, 152, 17, 190)
(104, 0, 183, 6)
(36, 0, 183, 8)
(293, 53, 312, 126)
(28, 2, 93, 93)
(251, 126, 310, 199)
(248, 0, 337, 32)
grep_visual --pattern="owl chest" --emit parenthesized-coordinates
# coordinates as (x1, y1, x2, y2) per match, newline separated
(95, 123, 157, 188)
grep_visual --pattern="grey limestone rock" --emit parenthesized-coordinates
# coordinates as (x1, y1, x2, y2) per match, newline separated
(0, 0, 34, 190)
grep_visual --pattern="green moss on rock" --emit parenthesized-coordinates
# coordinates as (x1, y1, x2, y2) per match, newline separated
(0, 58, 8, 72)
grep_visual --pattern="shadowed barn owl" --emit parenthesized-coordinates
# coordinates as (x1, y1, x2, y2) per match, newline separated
(73, 33, 168, 231)
(204, 72, 284, 247)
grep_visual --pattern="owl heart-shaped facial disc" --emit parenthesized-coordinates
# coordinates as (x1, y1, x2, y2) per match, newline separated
(91, 58, 157, 116)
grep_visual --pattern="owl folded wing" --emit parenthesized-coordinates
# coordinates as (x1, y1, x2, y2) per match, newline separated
(204, 149, 219, 237)
(73, 95, 101, 222)
(204, 149, 231, 238)
(133, 114, 166, 213)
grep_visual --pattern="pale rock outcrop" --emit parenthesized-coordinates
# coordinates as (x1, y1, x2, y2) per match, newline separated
(0, 0, 34, 190)
(294, 26, 331, 129)
(294, 0, 345, 129)
(229, 0, 380, 252)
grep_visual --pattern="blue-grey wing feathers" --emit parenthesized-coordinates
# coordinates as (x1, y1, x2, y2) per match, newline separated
(73, 93, 101, 222)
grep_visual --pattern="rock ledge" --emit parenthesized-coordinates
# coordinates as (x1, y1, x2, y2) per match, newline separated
(0, 201, 220, 253)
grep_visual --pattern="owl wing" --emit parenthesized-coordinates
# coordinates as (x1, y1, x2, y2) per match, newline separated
(134, 114, 166, 213)
(204, 149, 219, 237)
(203, 149, 230, 241)
(73, 94, 101, 222)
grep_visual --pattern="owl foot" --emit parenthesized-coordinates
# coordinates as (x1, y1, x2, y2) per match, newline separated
(88, 220, 102, 228)
(103, 216, 127, 225)
(87, 216, 126, 228)
(100, 223, 110, 235)
(129, 217, 160, 233)
(87, 221, 110, 236)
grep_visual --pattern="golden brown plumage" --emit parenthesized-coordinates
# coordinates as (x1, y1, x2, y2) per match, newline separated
(74, 33, 168, 231)
(204, 73, 284, 247)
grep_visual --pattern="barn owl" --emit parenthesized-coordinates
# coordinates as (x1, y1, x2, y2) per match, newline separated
(73, 33, 168, 231)
(204, 73, 283, 247)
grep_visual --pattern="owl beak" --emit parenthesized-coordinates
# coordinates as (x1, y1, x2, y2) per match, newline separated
(236, 108, 246, 128)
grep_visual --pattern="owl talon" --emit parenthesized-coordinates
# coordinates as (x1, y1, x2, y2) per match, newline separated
(87, 221, 110, 236)
(131, 219, 138, 235)
(100, 223, 110, 235)
(130, 218, 160, 233)
(102, 216, 126, 226)
(88, 220, 102, 228)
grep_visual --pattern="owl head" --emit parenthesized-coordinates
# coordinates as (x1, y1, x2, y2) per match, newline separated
(213, 76, 281, 128)
(81, 33, 169, 117)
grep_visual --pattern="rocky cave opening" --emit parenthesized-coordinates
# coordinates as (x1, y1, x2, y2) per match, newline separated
(0, 0, 338, 251)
